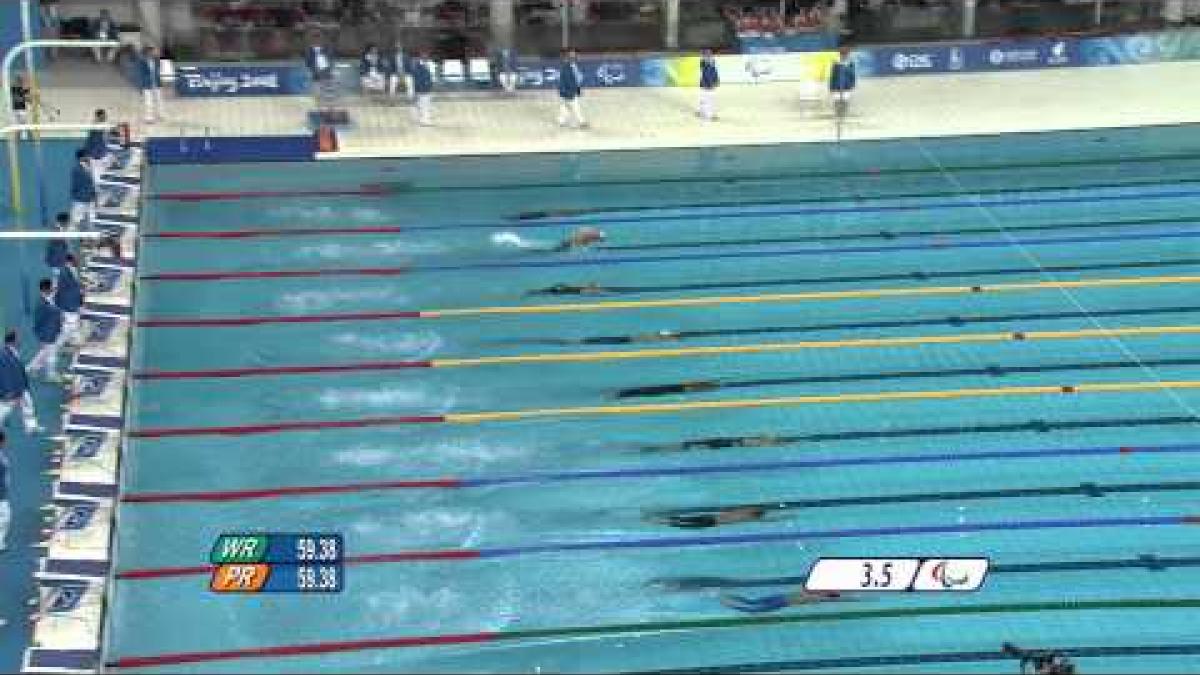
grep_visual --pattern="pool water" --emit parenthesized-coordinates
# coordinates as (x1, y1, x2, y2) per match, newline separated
(105, 125, 1200, 673)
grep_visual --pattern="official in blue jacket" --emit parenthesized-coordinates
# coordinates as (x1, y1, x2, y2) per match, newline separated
(0, 430, 10, 548)
(410, 54, 434, 126)
(45, 212, 71, 282)
(137, 45, 164, 123)
(828, 46, 857, 114)
(304, 40, 334, 82)
(697, 49, 720, 121)
(70, 150, 97, 231)
(495, 46, 518, 94)
(54, 254, 85, 347)
(359, 44, 385, 94)
(0, 330, 41, 434)
(29, 280, 64, 382)
(384, 42, 410, 99)
(557, 49, 587, 129)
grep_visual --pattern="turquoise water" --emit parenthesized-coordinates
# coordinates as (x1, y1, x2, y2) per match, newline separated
(106, 126, 1200, 673)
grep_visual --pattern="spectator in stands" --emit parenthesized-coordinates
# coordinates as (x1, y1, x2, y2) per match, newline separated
(0, 331, 42, 435)
(55, 255, 85, 347)
(410, 53, 435, 126)
(697, 49, 720, 121)
(69, 150, 98, 231)
(495, 46, 519, 94)
(29, 280, 65, 384)
(360, 44, 386, 95)
(136, 46, 165, 124)
(91, 9, 119, 63)
(557, 49, 587, 129)
(45, 213, 70, 284)
(384, 41, 411, 100)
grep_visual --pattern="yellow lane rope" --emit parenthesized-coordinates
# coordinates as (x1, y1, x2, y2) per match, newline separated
(431, 324, 1200, 368)
(422, 275, 1200, 319)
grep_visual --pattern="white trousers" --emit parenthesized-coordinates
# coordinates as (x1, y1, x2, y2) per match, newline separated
(388, 74, 413, 97)
(698, 89, 716, 119)
(558, 97, 586, 127)
(361, 73, 386, 94)
(499, 71, 518, 93)
(62, 312, 82, 346)
(0, 391, 39, 433)
(142, 88, 165, 122)
(412, 94, 433, 125)
(27, 341, 58, 379)
(70, 201, 96, 231)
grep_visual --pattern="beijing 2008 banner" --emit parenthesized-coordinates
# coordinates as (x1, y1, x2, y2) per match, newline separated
(641, 52, 837, 87)
(1079, 29, 1200, 65)
(176, 64, 312, 97)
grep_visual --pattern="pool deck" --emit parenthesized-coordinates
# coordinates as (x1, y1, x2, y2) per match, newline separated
(29, 59, 1200, 158)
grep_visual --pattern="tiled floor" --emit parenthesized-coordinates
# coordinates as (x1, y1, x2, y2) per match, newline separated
(27, 58, 1200, 158)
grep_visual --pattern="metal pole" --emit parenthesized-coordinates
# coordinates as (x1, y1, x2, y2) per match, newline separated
(3, 40, 120, 215)
(561, 0, 570, 50)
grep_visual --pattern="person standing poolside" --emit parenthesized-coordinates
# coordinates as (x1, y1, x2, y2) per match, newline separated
(410, 53, 435, 126)
(54, 255, 85, 347)
(45, 213, 70, 284)
(69, 150, 98, 231)
(557, 49, 587, 129)
(359, 43, 386, 95)
(384, 42, 411, 100)
(495, 46, 519, 94)
(698, 49, 720, 121)
(828, 46, 857, 119)
(136, 45, 165, 123)
(0, 331, 42, 434)
(28, 280, 65, 383)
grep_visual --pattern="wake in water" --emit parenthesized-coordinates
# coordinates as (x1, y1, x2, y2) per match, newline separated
(328, 330, 444, 358)
(276, 288, 409, 313)
(296, 240, 447, 260)
(316, 384, 457, 413)
(268, 204, 391, 223)
(491, 231, 551, 250)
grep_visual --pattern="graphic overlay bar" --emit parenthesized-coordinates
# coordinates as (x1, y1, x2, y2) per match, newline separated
(806, 558, 989, 592)
(209, 534, 344, 593)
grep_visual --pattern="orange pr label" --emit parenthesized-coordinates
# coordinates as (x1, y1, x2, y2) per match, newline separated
(210, 564, 270, 592)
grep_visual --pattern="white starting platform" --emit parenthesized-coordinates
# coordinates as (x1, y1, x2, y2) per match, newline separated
(22, 142, 142, 675)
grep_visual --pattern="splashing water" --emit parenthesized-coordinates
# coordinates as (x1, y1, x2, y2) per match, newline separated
(328, 331, 444, 358)
(268, 205, 391, 223)
(295, 240, 446, 260)
(276, 288, 408, 313)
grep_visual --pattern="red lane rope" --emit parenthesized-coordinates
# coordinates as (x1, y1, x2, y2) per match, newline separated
(151, 185, 389, 202)
(117, 549, 480, 580)
(137, 310, 425, 328)
(121, 478, 463, 503)
(146, 226, 405, 239)
(128, 415, 446, 438)
(107, 631, 500, 669)
(136, 360, 433, 380)
(141, 267, 411, 281)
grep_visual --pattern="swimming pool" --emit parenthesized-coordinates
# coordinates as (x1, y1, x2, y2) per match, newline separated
(105, 125, 1200, 673)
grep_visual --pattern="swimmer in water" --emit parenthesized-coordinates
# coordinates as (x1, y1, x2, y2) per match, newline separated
(640, 434, 788, 453)
(616, 380, 719, 399)
(646, 506, 768, 529)
(721, 589, 855, 614)
(528, 282, 608, 296)
(552, 226, 606, 252)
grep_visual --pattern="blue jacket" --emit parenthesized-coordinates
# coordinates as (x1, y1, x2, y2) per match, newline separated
(411, 60, 433, 94)
(558, 60, 582, 99)
(304, 46, 333, 79)
(84, 129, 108, 159)
(700, 59, 720, 89)
(0, 347, 29, 399)
(55, 266, 84, 313)
(360, 51, 382, 76)
(496, 48, 517, 72)
(383, 50, 407, 75)
(135, 55, 159, 90)
(70, 163, 96, 203)
(33, 297, 63, 345)
(829, 60, 856, 92)
(45, 238, 68, 268)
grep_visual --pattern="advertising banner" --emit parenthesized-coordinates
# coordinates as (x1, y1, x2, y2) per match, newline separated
(1079, 29, 1200, 65)
(175, 64, 311, 97)
(514, 58, 643, 89)
(859, 38, 1079, 76)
